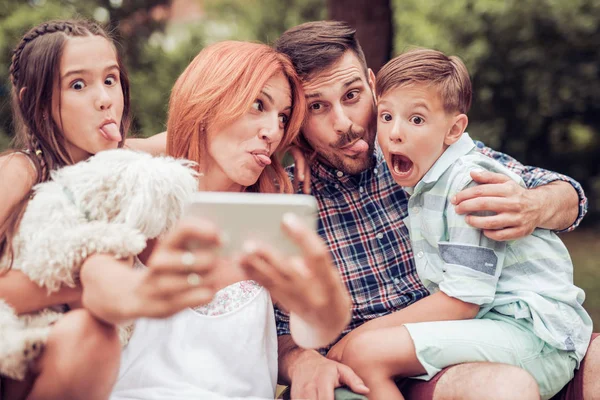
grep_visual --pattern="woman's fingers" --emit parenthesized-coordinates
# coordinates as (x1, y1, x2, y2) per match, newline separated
(148, 248, 219, 275)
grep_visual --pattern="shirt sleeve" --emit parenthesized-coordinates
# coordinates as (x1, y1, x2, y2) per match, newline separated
(474, 140, 587, 232)
(436, 172, 506, 306)
(274, 303, 292, 337)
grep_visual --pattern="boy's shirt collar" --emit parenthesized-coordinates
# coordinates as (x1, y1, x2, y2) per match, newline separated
(405, 132, 475, 195)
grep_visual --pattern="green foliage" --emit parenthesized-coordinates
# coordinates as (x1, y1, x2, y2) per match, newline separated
(203, 0, 326, 45)
(392, 0, 600, 224)
(0, 0, 325, 142)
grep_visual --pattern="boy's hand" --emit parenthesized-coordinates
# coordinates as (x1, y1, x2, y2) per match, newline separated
(452, 170, 539, 241)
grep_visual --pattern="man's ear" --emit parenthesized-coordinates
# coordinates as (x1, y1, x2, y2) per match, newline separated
(444, 114, 468, 146)
(19, 87, 26, 102)
(368, 68, 376, 99)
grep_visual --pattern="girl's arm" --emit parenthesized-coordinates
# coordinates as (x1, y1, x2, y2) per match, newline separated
(0, 154, 82, 314)
(125, 132, 167, 156)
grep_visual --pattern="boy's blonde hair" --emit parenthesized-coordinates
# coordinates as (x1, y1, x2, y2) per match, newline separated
(376, 48, 472, 114)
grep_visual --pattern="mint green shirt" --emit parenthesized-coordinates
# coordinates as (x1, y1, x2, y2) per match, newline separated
(404, 133, 592, 364)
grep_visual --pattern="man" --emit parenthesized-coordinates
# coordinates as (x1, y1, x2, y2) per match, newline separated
(272, 21, 598, 400)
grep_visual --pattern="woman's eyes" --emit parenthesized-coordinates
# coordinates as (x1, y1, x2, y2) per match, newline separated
(252, 99, 264, 112)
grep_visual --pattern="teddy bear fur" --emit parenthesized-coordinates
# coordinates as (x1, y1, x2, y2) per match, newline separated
(0, 149, 198, 380)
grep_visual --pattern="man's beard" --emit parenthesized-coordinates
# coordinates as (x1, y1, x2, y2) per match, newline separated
(321, 113, 377, 175)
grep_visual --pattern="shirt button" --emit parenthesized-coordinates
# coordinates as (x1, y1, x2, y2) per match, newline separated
(393, 278, 400, 285)
(417, 251, 424, 258)
(376, 232, 384, 240)
(359, 186, 364, 193)
(413, 207, 420, 214)
(336, 171, 344, 178)
(334, 184, 340, 189)
(374, 168, 378, 174)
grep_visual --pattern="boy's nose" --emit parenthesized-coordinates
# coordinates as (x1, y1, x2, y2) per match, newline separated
(389, 125, 404, 142)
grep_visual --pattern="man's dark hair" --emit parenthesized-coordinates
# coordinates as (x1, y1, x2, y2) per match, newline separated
(274, 20, 368, 80)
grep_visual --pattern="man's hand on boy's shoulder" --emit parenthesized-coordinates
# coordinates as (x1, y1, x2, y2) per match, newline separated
(451, 170, 540, 241)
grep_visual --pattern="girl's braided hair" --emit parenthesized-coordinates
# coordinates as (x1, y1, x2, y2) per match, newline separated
(1, 19, 131, 270)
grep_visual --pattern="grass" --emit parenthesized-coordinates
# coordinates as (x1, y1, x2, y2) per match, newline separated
(563, 228, 600, 330)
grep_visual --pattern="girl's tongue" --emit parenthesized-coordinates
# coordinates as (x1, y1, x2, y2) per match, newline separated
(391, 154, 413, 176)
(100, 122, 121, 142)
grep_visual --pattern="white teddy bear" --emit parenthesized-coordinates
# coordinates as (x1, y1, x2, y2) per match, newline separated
(0, 149, 198, 380)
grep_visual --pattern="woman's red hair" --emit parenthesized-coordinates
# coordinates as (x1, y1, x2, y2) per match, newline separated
(166, 41, 305, 194)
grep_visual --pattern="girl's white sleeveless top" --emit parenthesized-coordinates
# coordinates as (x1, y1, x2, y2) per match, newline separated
(110, 282, 277, 400)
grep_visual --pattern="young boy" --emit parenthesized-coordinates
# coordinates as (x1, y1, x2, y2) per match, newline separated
(328, 48, 593, 400)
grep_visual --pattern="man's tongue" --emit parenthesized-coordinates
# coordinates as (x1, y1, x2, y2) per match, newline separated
(100, 122, 121, 142)
(392, 154, 413, 175)
(344, 139, 368, 155)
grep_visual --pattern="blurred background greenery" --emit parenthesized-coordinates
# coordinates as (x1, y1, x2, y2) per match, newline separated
(0, 0, 598, 326)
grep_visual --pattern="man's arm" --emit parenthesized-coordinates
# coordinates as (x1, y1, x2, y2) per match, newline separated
(453, 141, 586, 240)
(277, 335, 369, 399)
(125, 132, 167, 156)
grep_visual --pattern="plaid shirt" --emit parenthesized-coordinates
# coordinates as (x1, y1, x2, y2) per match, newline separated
(276, 139, 588, 352)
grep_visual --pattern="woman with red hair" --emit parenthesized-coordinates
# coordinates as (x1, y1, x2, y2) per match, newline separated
(110, 41, 352, 400)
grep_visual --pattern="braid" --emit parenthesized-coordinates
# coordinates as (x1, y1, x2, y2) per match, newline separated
(9, 21, 75, 87)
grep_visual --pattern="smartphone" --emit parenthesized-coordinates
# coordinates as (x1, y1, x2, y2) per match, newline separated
(183, 192, 318, 257)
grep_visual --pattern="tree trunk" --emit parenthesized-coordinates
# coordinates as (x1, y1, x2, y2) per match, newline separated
(327, 0, 393, 73)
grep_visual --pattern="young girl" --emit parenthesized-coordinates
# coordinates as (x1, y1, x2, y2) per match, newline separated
(0, 20, 228, 400)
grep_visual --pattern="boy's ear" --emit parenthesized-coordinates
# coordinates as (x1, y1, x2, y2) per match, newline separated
(19, 87, 26, 102)
(368, 68, 376, 99)
(444, 114, 468, 146)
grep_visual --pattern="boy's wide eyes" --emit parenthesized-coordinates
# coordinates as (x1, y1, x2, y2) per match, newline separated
(380, 112, 392, 122)
(410, 116, 424, 125)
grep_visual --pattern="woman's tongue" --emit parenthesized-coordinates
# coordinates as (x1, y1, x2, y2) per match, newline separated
(392, 154, 413, 176)
(100, 123, 121, 142)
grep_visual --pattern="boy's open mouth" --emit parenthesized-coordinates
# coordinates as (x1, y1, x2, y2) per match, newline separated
(391, 153, 414, 177)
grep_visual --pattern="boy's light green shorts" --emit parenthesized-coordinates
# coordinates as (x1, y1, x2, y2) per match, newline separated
(403, 312, 577, 400)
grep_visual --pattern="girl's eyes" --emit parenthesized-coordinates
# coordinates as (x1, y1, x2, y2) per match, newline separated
(71, 80, 85, 90)
(70, 75, 118, 90)
(252, 100, 264, 112)
(105, 76, 117, 86)
(410, 116, 424, 125)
